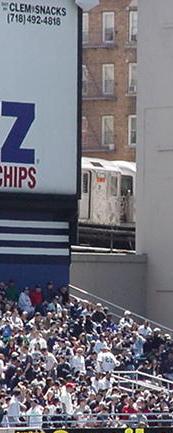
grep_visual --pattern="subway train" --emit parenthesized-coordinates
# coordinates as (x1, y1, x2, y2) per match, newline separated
(79, 157, 136, 228)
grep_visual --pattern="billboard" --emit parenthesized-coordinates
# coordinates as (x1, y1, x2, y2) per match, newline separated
(0, 0, 79, 195)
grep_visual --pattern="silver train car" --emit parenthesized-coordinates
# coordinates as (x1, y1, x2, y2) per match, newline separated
(79, 157, 136, 227)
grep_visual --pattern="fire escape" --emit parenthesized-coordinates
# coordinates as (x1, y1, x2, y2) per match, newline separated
(82, 30, 117, 152)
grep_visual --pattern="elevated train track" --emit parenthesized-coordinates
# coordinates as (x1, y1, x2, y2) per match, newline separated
(78, 222, 135, 250)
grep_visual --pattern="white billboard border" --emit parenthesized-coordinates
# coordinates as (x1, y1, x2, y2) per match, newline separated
(0, 4, 82, 207)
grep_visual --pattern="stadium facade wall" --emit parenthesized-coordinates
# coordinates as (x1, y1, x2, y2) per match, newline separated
(71, 253, 147, 315)
(136, 0, 173, 327)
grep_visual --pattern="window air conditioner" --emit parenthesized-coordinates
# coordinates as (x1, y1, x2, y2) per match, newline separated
(108, 143, 114, 150)
(129, 84, 137, 93)
(131, 33, 137, 42)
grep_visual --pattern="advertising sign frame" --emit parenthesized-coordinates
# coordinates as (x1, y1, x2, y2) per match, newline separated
(0, 1, 82, 208)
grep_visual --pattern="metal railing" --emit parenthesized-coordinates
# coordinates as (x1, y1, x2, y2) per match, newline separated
(113, 370, 173, 393)
(2, 413, 173, 429)
(82, 31, 117, 48)
(81, 132, 116, 152)
(69, 284, 173, 335)
(82, 80, 116, 99)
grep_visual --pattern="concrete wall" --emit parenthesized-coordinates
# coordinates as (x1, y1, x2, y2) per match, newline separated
(137, 0, 173, 326)
(70, 253, 147, 315)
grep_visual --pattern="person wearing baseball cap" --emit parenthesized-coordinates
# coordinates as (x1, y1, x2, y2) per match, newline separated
(60, 382, 76, 415)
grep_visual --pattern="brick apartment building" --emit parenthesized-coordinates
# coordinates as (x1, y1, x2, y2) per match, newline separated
(82, 0, 137, 161)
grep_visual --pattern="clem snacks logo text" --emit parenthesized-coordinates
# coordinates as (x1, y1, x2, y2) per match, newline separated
(8, 3, 67, 16)
(0, 101, 37, 190)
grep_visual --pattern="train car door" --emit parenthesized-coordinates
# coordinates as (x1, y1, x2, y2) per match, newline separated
(107, 173, 119, 225)
(120, 175, 133, 223)
(92, 170, 107, 224)
(79, 170, 91, 221)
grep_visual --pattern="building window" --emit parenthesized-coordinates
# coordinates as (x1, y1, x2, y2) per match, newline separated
(102, 115, 114, 148)
(102, 12, 115, 43)
(102, 64, 114, 95)
(128, 115, 136, 146)
(82, 116, 88, 147)
(82, 13, 89, 43)
(121, 175, 133, 196)
(128, 63, 137, 93)
(82, 65, 88, 95)
(129, 10, 137, 42)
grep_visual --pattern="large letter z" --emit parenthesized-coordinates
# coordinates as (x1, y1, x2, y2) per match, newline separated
(1, 101, 35, 164)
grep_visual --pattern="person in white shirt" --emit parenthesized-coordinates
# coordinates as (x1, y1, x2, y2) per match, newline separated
(18, 288, 35, 316)
(131, 331, 146, 359)
(41, 348, 58, 373)
(80, 299, 90, 317)
(91, 372, 105, 393)
(97, 372, 114, 390)
(29, 329, 47, 351)
(138, 320, 152, 337)
(7, 389, 25, 427)
(30, 343, 42, 365)
(0, 354, 5, 380)
(94, 336, 107, 354)
(10, 307, 23, 330)
(97, 344, 120, 373)
(60, 382, 75, 415)
(119, 310, 133, 328)
(26, 399, 43, 428)
(71, 347, 86, 374)
(74, 396, 91, 416)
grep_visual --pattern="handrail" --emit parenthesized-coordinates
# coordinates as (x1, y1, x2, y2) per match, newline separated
(114, 370, 173, 387)
(115, 377, 172, 394)
(114, 377, 162, 393)
(69, 284, 173, 334)
(112, 375, 171, 394)
(109, 370, 173, 396)
(2, 413, 173, 428)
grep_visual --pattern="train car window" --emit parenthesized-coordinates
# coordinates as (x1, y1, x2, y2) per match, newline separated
(111, 176, 118, 196)
(121, 175, 133, 196)
(91, 162, 103, 167)
(83, 173, 88, 193)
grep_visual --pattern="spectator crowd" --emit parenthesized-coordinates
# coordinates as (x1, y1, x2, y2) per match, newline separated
(0, 280, 172, 429)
